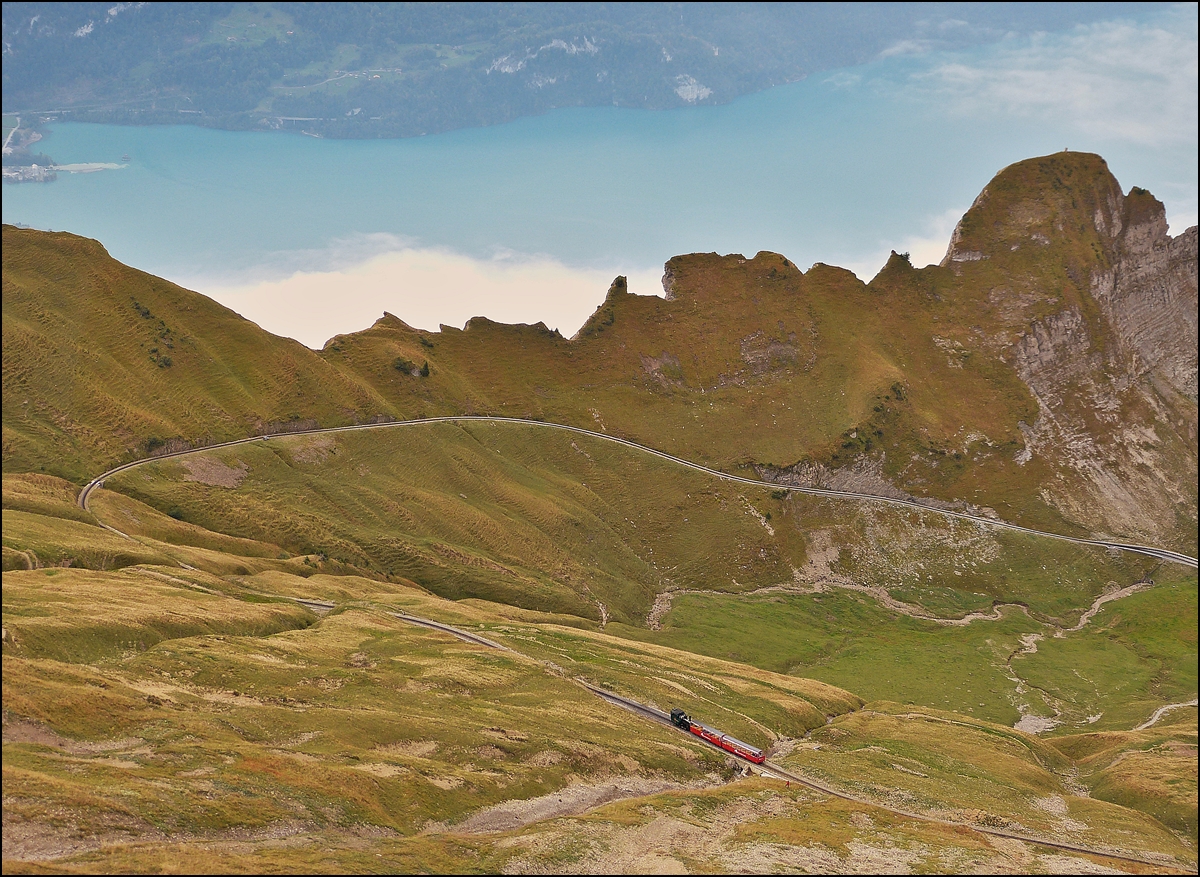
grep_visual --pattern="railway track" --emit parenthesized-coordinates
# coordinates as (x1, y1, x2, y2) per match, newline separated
(389, 611, 508, 650)
(271, 600, 1189, 870)
(575, 680, 1188, 870)
(294, 598, 335, 615)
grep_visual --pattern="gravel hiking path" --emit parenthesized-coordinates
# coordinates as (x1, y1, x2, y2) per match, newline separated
(1057, 581, 1153, 636)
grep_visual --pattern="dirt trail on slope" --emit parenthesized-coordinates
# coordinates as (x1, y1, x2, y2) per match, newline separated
(646, 578, 1027, 630)
(1056, 581, 1152, 636)
(446, 777, 710, 833)
(1135, 698, 1199, 731)
(648, 570, 1155, 635)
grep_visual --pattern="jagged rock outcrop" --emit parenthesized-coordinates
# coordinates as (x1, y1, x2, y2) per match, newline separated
(879, 153, 1196, 547)
(1091, 198, 1198, 402)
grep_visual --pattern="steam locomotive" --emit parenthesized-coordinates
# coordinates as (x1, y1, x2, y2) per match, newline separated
(670, 708, 766, 763)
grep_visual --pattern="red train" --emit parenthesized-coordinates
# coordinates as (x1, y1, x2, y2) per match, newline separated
(670, 708, 765, 763)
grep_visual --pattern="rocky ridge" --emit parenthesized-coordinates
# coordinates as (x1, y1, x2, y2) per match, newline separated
(990, 171, 1197, 545)
(765, 154, 1197, 549)
(3, 152, 1196, 552)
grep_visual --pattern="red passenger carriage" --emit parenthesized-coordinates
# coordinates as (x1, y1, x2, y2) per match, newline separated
(670, 708, 765, 763)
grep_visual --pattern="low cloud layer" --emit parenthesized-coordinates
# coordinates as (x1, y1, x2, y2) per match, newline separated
(199, 248, 663, 349)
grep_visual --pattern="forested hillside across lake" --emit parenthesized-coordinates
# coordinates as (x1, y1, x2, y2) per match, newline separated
(0, 2, 1166, 139)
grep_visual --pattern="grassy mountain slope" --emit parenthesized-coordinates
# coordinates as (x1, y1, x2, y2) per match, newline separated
(324, 257, 1039, 498)
(323, 154, 1196, 550)
(1054, 713, 1199, 838)
(3, 557, 1195, 871)
(6, 423, 1189, 739)
(4, 153, 1195, 550)
(3, 151, 1197, 871)
(2, 226, 398, 481)
(84, 424, 1188, 734)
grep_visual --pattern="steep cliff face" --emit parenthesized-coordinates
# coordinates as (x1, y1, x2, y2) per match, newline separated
(941, 155, 1198, 548)
(1092, 195, 1198, 403)
(1009, 301, 1196, 546)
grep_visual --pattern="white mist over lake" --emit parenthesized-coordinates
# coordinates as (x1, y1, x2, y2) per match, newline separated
(4, 4, 1195, 349)
(205, 246, 664, 345)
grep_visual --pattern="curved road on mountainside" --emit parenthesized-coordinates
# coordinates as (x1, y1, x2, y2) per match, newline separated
(77, 415, 1198, 568)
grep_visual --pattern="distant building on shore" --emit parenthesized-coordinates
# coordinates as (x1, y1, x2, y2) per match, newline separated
(2, 164, 57, 183)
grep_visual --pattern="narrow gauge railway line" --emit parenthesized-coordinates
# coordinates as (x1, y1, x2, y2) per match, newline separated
(77, 415, 1198, 568)
(572, 679, 1187, 870)
(390, 611, 508, 650)
(259, 598, 1189, 870)
(581, 681, 677, 726)
(294, 598, 335, 615)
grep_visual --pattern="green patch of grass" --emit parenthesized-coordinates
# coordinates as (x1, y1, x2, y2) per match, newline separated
(1052, 715, 1198, 840)
(204, 2, 296, 47)
(1017, 566, 1198, 730)
(622, 590, 1038, 726)
(784, 704, 1192, 861)
(2, 566, 314, 663)
(883, 584, 995, 618)
(2, 472, 93, 523)
(88, 489, 283, 558)
(620, 567, 1195, 733)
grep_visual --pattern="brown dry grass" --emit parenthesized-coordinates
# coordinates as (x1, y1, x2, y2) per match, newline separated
(2, 566, 314, 662)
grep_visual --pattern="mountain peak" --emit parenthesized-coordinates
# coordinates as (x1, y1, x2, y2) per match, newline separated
(941, 151, 1128, 267)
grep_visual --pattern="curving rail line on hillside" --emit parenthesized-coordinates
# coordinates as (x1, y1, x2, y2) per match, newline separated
(300, 605, 1187, 867)
(576, 682, 1189, 869)
(321, 607, 1190, 868)
(77, 415, 1198, 568)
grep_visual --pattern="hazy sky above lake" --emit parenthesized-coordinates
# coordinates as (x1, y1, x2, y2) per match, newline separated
(4, 3, 1196, 348)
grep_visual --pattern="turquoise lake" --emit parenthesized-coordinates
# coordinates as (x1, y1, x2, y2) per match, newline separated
(4, 8, 1195, 343)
